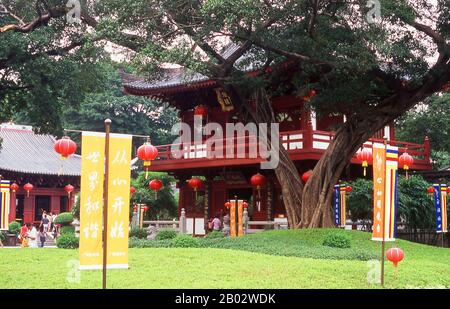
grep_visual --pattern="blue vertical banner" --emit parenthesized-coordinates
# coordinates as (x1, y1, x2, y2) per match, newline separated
(433, 184, 448, 233)
(333, 185, 340, 227)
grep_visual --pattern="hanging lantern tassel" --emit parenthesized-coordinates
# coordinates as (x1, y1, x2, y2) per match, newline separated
(257, 185, 261, 199)
(144, 161, 151, 179)
(404, 165, 409, 179)
(362, 161, 368, 177)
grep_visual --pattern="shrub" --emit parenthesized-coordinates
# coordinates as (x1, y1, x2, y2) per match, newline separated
(0, 231, 6, 242)
(347, 178, 373, 221)
(54, 212, 74, 226)
(8, 221, 21, 235)
(60, 226, 75, 235)
(172, 235, 200, 248)
(206, 231, 225, 239)
(129, 227, 147, 239)
(56, 234, 79, 249)
(155, 229, 177, 241)
(322, 232, 351, 249)
(129, 237, 172, 248)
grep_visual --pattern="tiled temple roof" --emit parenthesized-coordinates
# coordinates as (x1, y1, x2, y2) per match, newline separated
(0, 124, 81, 176)
(121, 43, 262, 96)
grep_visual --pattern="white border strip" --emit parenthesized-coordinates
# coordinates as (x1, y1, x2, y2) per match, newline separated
(79, 264, 129, 270)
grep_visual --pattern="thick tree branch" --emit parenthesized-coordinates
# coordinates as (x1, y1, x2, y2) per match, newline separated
(0, 6, 67, 33)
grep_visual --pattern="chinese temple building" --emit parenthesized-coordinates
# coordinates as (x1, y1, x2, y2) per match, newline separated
(0, 123, 80, 225)
(121, 45, 432, 233)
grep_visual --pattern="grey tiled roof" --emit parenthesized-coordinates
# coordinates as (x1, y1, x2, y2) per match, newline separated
(122, 43, 262, 92)
(0, 127, 81, 176)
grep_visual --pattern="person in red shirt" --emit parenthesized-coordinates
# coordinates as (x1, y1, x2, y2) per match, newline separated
(19, 224, 28, 244)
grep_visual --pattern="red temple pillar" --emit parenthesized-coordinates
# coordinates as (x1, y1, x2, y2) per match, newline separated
(51, 195, 61, 215)
(23, 195, 34, 223)
(9, 192, 16, 223)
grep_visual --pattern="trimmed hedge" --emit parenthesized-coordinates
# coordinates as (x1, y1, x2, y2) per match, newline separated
(322, 232, 351, 249)
(56, 234, 79, 249)
(60, 226, 75, 235)
(172, 235, 200, 248)
(54, 212, 74, 226)
(129, 227, 147, 239)
(206, 231, 225, 239)
(8, 221, 21, 234)
(155, 229, 177, 241)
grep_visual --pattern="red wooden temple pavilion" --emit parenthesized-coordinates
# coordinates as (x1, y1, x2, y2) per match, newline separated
(0, 123, 80, 225)
(121, 45, 432, 233)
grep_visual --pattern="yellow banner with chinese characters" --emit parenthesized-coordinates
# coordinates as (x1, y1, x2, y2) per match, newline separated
(106, 133, 132, 269)
(372, 143, 386, 241)
(79, 132, 105, 270)
(79, 132, 132, 270)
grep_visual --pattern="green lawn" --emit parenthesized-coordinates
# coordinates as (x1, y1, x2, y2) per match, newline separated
(1, 229, 449, 289)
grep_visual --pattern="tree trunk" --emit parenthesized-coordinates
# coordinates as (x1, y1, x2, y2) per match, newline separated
(224, 85, 303, 228)
(301, 117, 389, 228)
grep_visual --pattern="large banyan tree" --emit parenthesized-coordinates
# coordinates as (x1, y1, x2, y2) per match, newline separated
(1, 0, 449, 227)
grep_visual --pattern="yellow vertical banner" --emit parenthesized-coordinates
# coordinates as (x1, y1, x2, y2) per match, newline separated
(237, 200, 244, 236)
(230, 200, 236, 237)
(106, 133, 132, 269)
(372, 143, 386, 241)
(79, 132, 105, 270)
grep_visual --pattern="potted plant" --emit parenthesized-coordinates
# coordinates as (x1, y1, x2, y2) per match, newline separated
(7, 221, 21, 246)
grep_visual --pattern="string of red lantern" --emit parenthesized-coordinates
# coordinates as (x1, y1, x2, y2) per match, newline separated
(64, 184, 74, 198)
(345, 185, 353, 193)
(398, 152, 414, 179)
(188, 177, 203, 200)
(23, 183, 34, 197)
(149, 179, 163, 199)
(10, 183, 19, 193)
(250, 173, 267, 199)
(194, 105, 208, 118)
(426, 186, 435, 201)
(137, 141, 158, 179)
(301, 170, 312, 184)
(386, 247, 404, 279)
(356, 148, 372, 177)
(54, 136, 77, 159)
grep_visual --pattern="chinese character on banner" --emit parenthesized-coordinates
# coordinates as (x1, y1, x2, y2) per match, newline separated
(372, 143, 398, 242)
(79, 132, 132, 270)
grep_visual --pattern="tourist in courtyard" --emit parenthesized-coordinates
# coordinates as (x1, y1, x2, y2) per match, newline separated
(19, 223, 28, 246)
(41, 214, 50, 232)
(211, 213, 222, 232)
(222, 213, 230, 236)
(38, 226, 46, 248)
(26, 223, 38, 248)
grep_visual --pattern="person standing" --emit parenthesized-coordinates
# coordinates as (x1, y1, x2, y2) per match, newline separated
(41, 214, 50, 232)
(26, 223, 38, 248)
(211, 213, 222, 232)
(38, 226, 46, 248)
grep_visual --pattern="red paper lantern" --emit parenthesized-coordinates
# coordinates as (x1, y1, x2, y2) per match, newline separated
(427, 186, 435, 194)
(188, 177, 203, 199)
(188, 177, 203, 191)
(64, 184, 75, 198)
(447, 187, 450, 194)
(137, 142, 158, 178)
(399, 152, 414, 178)
(143, 206, 149, 213)
(10, 183, 19, 193)
(345, 186, 353, 193)
(243, 201, 249, 209)
(301, 170, 313, 184)
(302, 89, 317, 101)
(250, 173, 266, 198)
(386, 247, 404, 267)
(224, 201, 232, 209)
(149, 179, 163, 199)
(130, 186, 136, 195)
(357, 148, 373, 177)
(194, 105, 208, 117)
(54, 136, 77, 159)
(23, 183, 34, 197)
